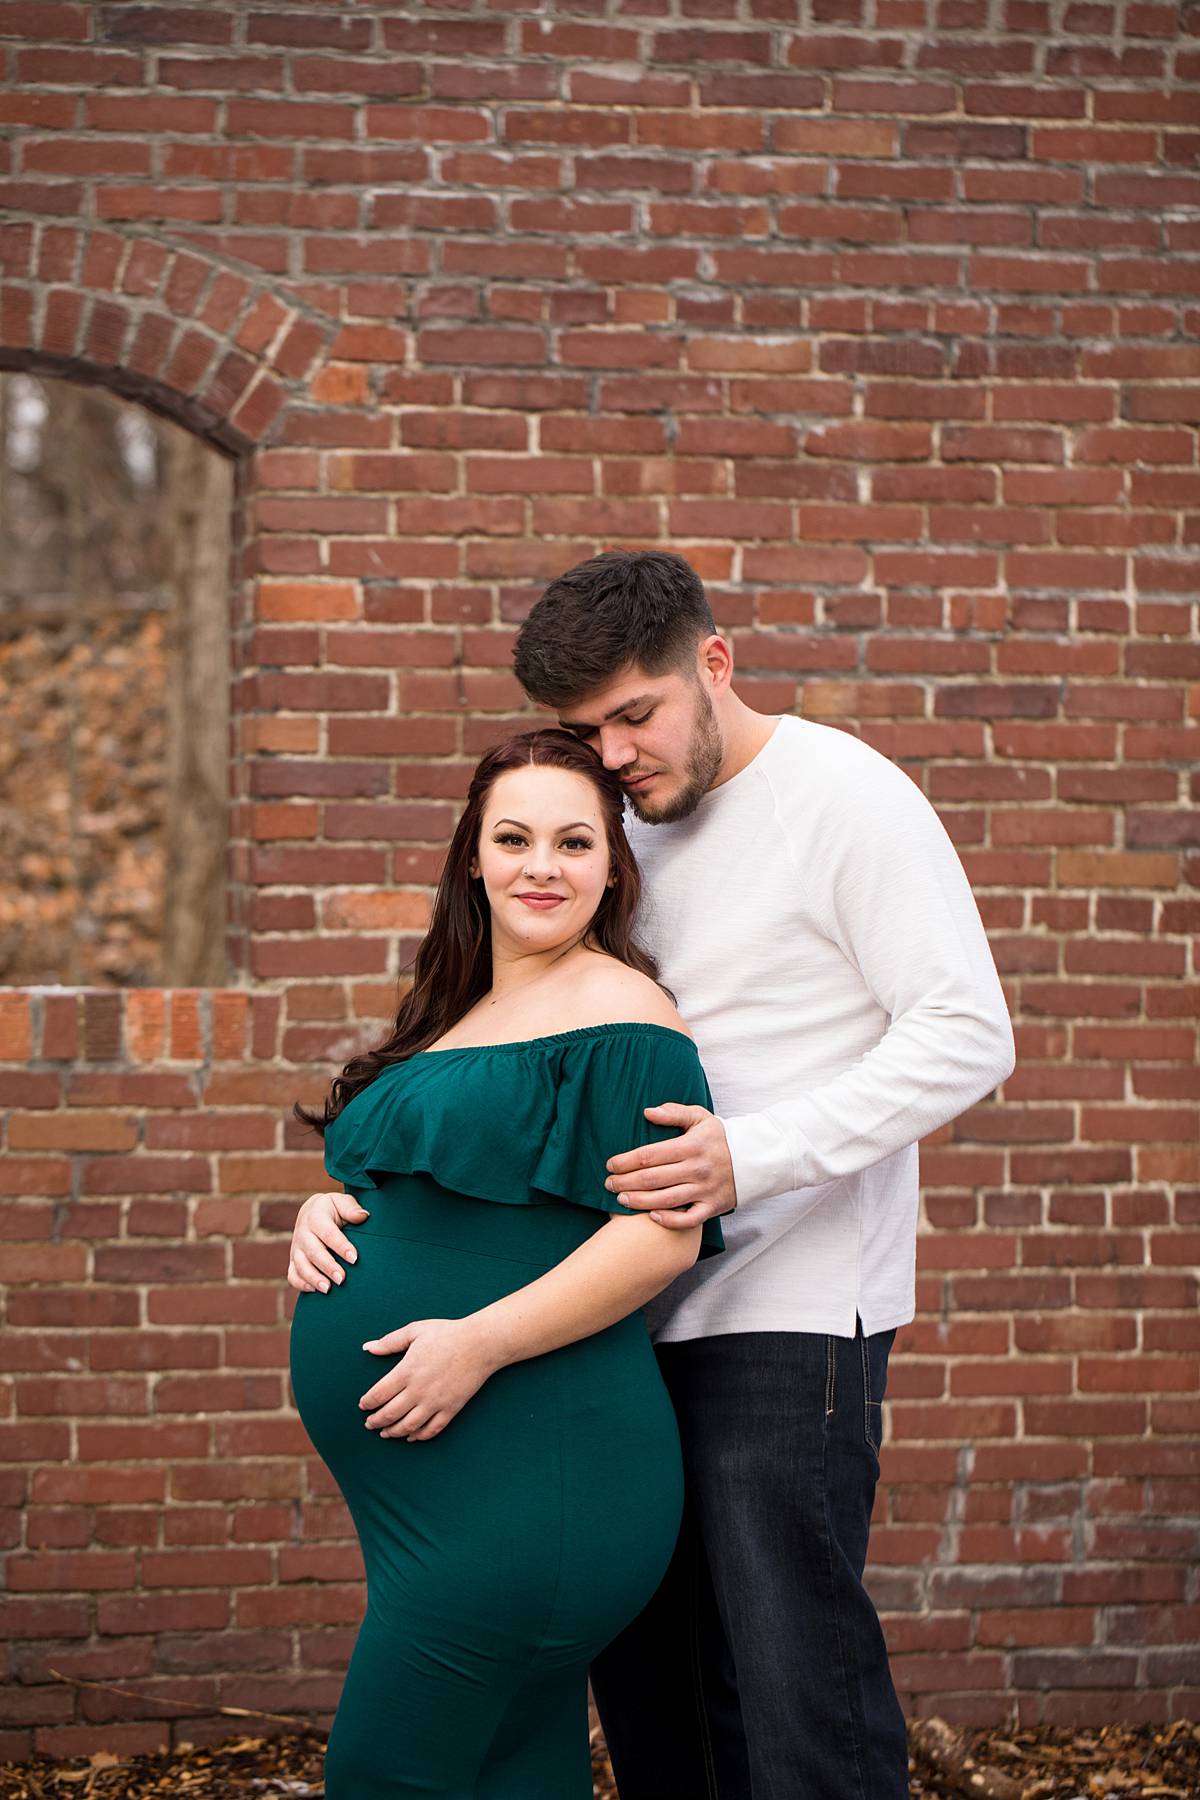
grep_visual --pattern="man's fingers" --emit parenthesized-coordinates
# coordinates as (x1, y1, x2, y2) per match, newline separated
(615, 1183, 703, 1213)
(606, 1140, 691, 1179)
(642, 1103, 705, 1126)
(619, 1187, 729, 1227)
(606, 1105, 713, 1177)
(608, 1160, 700, 1196)
(603, 1111, 736, 1226)
(647, 1202, 713, 1229)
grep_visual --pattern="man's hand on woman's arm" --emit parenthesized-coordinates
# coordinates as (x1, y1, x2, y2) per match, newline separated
(287, 1190, 370, 1293)
(603, 1102, 737, 1227)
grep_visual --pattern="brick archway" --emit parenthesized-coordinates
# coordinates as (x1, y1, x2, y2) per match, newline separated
(0, 223, 332, 451)
(1, 224, 343, 982)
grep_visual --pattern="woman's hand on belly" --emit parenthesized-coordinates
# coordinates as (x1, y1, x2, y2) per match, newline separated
(288, 1189, 370, 1293)
(359, 1315, 501, 1442)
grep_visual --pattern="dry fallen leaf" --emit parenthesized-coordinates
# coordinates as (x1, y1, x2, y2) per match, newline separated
(0, 1718, 1196, 1800)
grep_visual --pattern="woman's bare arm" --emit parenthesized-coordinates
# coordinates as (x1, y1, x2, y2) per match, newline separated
(482, 1210, 700, 1366)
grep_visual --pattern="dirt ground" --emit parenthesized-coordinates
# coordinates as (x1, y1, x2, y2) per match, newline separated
(0, 1719, 1196, 1799)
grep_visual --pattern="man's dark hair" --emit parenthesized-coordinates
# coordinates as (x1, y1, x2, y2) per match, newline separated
(513, 548, 717, 709)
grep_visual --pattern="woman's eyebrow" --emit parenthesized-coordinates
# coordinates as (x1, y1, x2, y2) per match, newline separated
(492, 818, 596, 832)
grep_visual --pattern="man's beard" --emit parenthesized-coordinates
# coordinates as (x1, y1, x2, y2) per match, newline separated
(626, 685, 724, 825)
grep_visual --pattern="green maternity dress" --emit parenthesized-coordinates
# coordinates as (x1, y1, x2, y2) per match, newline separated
(288, 1022, 724, 1800)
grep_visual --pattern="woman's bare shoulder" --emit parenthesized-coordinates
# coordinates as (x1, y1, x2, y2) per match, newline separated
(561, 955, 692, 1040)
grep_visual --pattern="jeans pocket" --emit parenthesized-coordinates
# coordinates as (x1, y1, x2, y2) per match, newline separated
(860, 1330, 882, 1455)
(860, 1325, 895, 1456)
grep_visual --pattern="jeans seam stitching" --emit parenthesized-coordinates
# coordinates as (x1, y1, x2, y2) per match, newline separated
(823, 1342, 872, 1800)
(688, 1531, 721, 1800)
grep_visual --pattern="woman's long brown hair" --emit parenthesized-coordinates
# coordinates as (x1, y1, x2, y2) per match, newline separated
(293, 727, 670, 1137)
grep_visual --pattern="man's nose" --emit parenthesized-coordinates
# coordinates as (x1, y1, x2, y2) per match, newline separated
(598, 726, 636, 771)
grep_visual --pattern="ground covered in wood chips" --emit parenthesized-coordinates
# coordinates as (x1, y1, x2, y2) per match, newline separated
(0, 1720, 1195, 1799)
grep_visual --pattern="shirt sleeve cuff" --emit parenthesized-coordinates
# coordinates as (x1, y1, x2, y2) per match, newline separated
(719, 1111, 796, 1208)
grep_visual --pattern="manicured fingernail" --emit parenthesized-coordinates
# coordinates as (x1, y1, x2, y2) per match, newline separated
(347, 1249, 357, 1263)
(604, 1177, 615, 1191)
(362, 1341, 374, 1350)
(650, 1212, 662, 1223)
(319, 1280, 329, 1293)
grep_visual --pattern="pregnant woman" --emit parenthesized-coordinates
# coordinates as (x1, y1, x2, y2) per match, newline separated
(288, 726, 724, 1800)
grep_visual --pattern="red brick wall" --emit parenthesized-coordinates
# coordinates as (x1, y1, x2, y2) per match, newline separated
(1, 0, 1198, 1760)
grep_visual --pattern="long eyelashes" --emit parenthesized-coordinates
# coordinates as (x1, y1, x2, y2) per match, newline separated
(493, 833, 595, 852)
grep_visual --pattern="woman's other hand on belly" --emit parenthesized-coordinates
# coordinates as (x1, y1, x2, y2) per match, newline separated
(288, 1189, 370, 1293)
(359, 1316, 500, 1443)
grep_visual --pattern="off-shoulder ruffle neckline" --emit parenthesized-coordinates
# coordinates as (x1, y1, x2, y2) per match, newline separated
(418, 1020, 695, 1058)
(320, 1016, 724, 1257)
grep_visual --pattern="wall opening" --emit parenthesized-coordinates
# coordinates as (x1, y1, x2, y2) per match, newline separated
(0, 373, 234, 988)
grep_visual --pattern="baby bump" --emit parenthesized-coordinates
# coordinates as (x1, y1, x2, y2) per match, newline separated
(288, 1223, 544, 1483)
(288, 1213, 685, 1651)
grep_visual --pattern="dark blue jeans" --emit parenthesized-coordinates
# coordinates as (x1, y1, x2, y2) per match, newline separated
(590, 1323, 909, 1800)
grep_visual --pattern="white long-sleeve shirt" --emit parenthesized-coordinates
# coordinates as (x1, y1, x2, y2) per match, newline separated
(630, 713, 1016, 1343)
